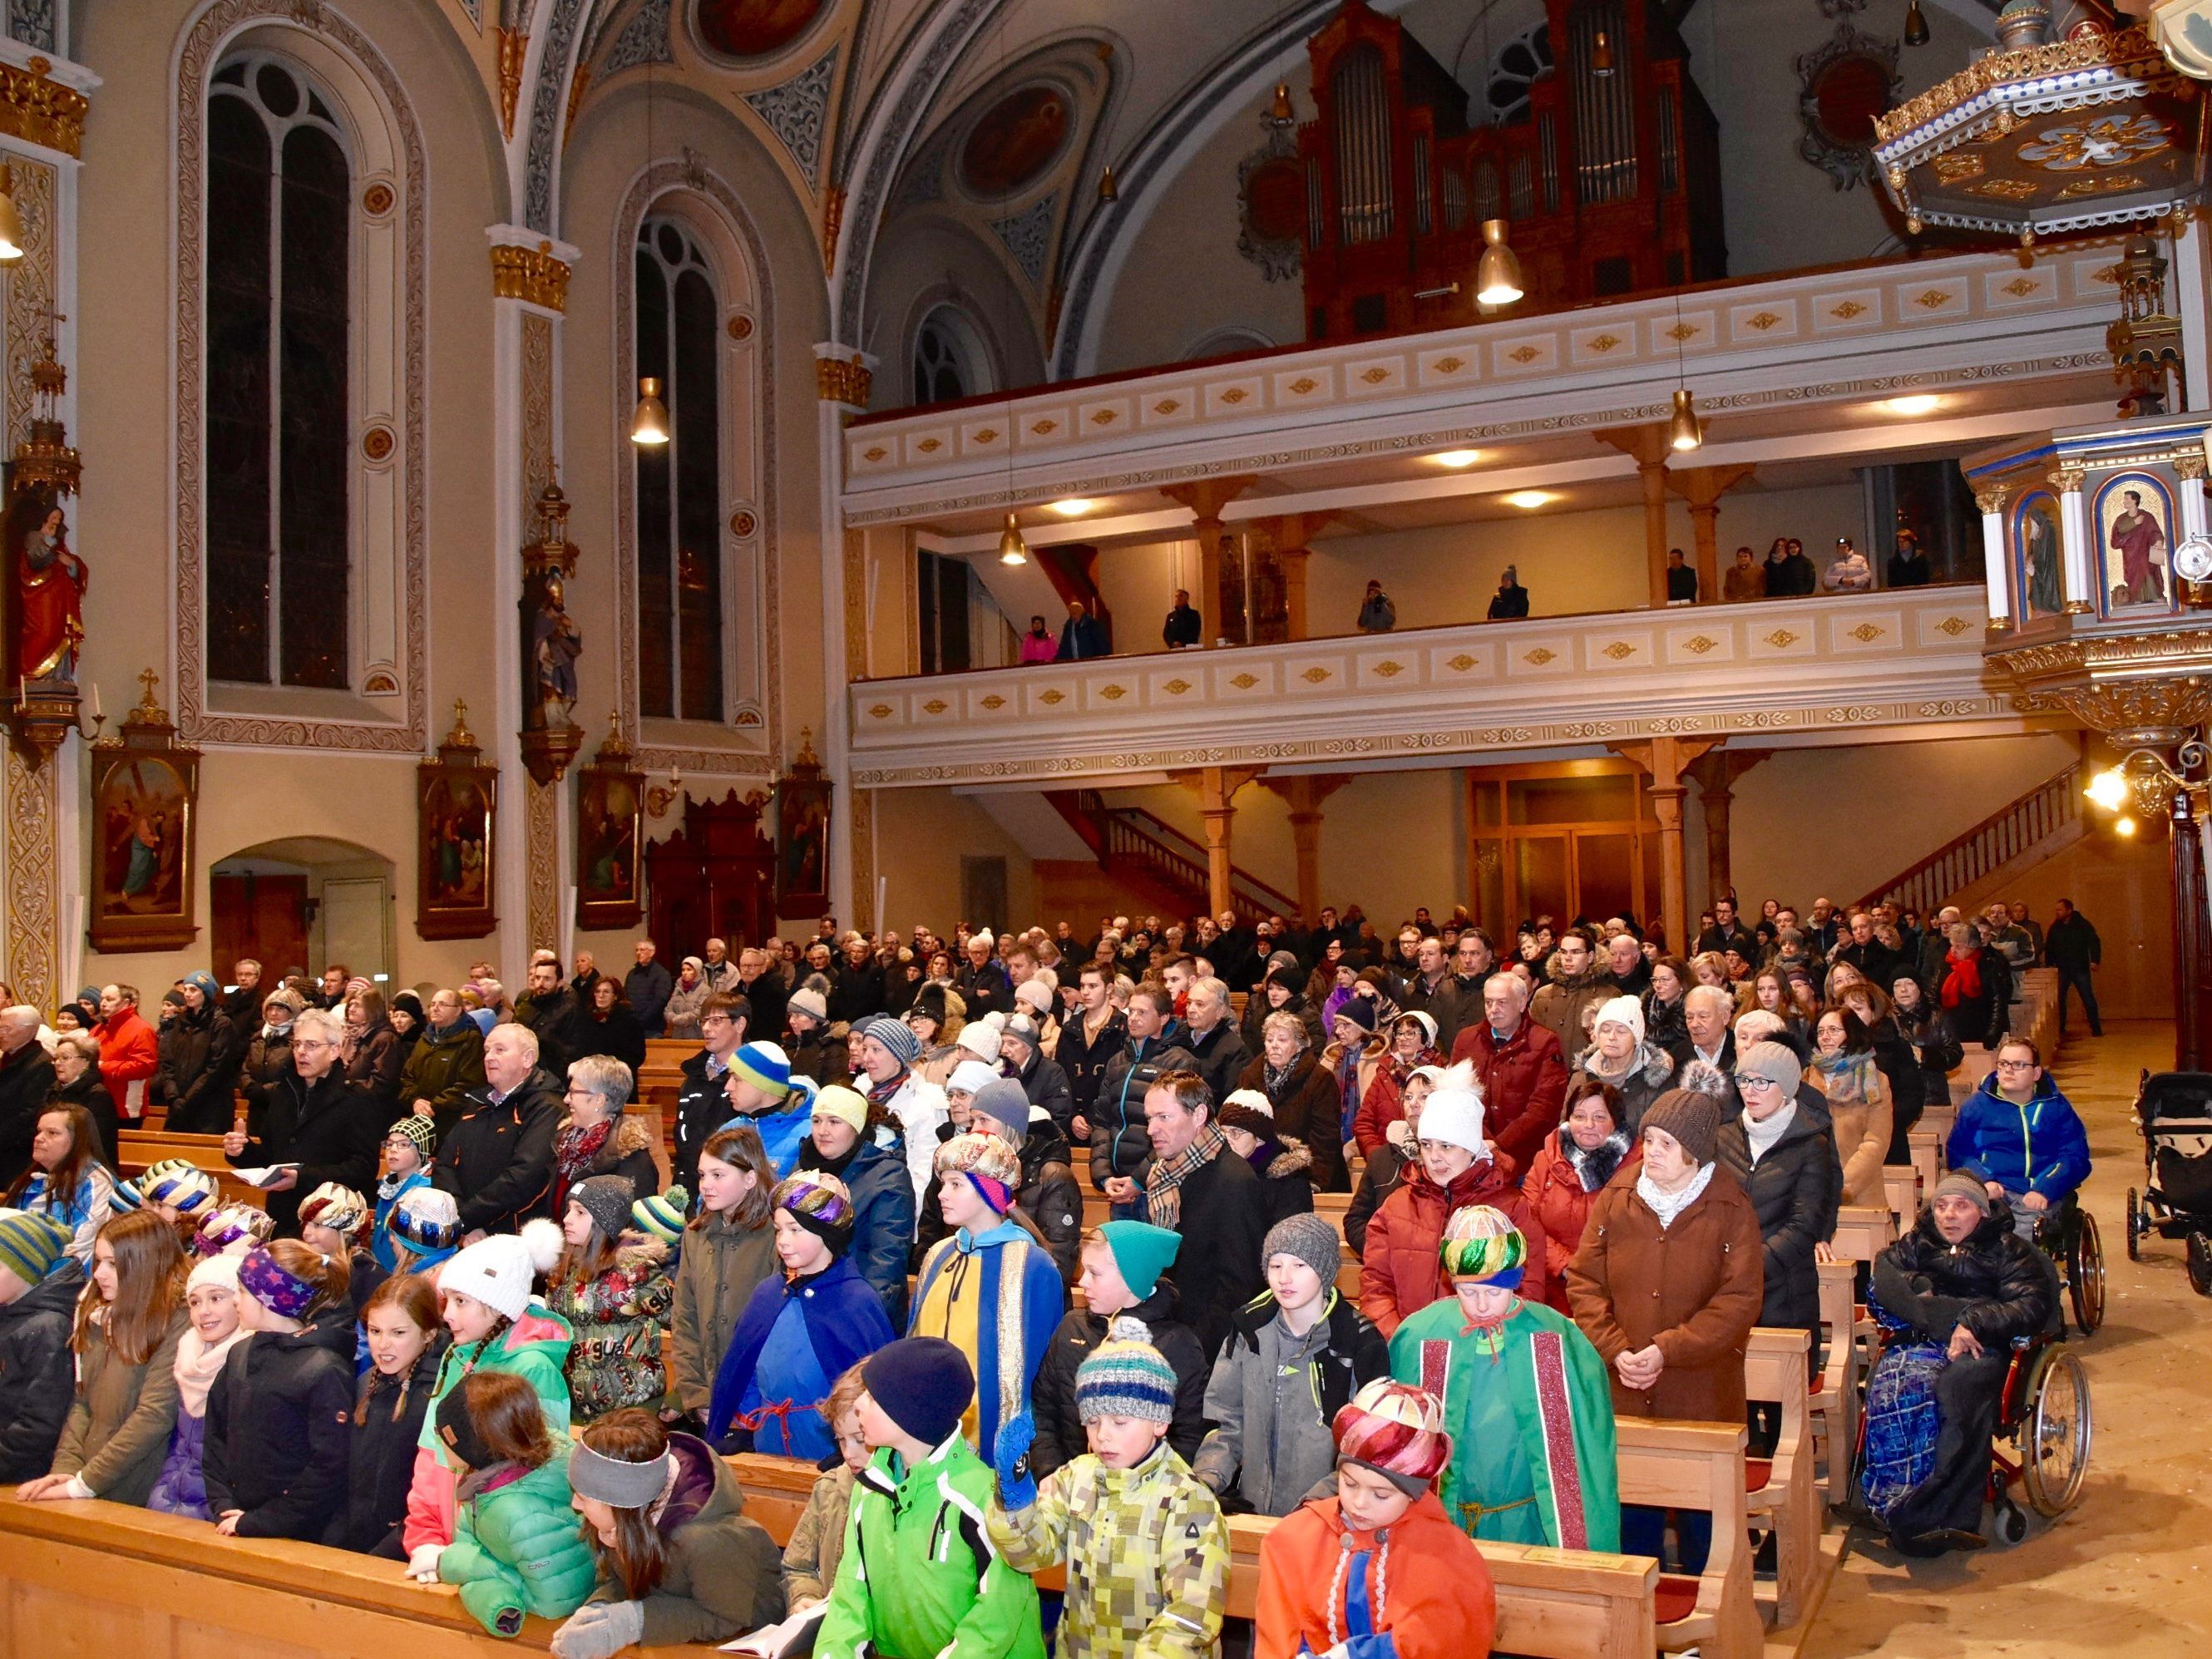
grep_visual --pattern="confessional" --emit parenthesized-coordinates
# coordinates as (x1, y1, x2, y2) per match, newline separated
(643, 789, 778, 950)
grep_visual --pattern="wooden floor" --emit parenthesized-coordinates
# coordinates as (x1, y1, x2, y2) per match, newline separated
(1804, 1021, 2212, 1658)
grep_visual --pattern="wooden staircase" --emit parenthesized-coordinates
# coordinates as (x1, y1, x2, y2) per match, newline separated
(1851, 761, 2084, 916)
(1044, 790, 1300, 926)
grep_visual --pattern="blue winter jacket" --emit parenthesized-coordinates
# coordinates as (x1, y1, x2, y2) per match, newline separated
(1948, 1070, 2091, 1202)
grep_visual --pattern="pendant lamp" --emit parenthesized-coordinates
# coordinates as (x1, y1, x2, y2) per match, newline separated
(1474, 220, 1523, 307)
(630, 377, 669, 446)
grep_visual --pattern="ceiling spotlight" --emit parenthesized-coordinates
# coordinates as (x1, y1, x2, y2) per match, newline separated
(1503, 490, 1555, 511)
(998, 511, 1030, 565)
(1668, 388, 1703, 452)
(1431, 450, 1483, 469)
(1049, 498, 1095, 517)
(1882, 393, 1941, 417)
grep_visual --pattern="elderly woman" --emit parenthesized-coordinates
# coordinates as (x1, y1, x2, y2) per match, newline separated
(1830, 980, 1924, 1157)
(1714, 1043, 1839, 1383)
(552, 1053, 661, 1216)
(1938, 921, 2013, 1052)
(1355, 1012, 1443, 1156)
(1566, 1089, 1763, 1572)
(663, 958, 711, 1041)
(44, 1029, 118, 1168)
(1568, 997, 1676, 1136)
(1518, 1076, 1638, 1316)
(398, 989, 487, 1140)
(1217, 1089, 1318, 1227)
(1236, 1009, 1347, 1192)
(1325, 1000, 1394, 1160)
(239, 989, 303, 1121)
(1807, 1009, 1893, 1205)
(343, 987, 406, 1097)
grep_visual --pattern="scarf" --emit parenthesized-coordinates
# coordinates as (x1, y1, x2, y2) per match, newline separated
(551, 1118, 613, 1216)
(1940, 948, 1982, 1010)
(1145, 1124, 1227, 1230)
(1264, 1059, 1296, 1098)
(1635, 1161, 1716, 1230)
(1565, 1130, 1631, 1192)
(173, 1325, 249, 1417)
(865, 1069, 909, 1111)
(1740, 1100, 1797, 1167)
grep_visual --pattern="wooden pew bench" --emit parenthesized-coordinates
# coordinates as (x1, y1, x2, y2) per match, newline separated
(1810, 1260, 1862, 1511)
(116, 1129, 267, 1208)
(1612, 1419, 1760, 1659)
(1743, 1326, 1817, 1629)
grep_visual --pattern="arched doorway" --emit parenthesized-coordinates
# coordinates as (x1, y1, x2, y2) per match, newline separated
(210, 836, 396, 987)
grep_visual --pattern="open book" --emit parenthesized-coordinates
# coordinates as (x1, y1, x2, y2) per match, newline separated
(227, 1164, 300, 1189)
(719, 1603, 824, 1658)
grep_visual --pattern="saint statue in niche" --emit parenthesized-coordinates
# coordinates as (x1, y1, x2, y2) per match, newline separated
(12, 495, 86, 683)
(2021, 499, 2062, 617)
(2106, 486, 2170, 609)
(527, 571, 583, 729)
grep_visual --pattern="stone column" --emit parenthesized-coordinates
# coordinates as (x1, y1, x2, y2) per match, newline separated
(1262, 773, 1350, 925)
(2052, 462, 2095, 615)
(814, 344, 876, 923)
(1975, 484, 2012, 633)
(488, 225, 577, 956)
(1669, 464, 1757, 604)
(1161, 476, 1257, 644)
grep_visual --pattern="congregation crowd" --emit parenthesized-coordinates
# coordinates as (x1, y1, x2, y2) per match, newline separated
(0, 886, 2106, 1657)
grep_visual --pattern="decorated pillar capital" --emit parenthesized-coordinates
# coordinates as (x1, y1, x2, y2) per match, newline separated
(486, 224, 580, 314)
(1974, 483, 2012, 516)
(0, 47, 95, 160)
(814, 343, 877, 407)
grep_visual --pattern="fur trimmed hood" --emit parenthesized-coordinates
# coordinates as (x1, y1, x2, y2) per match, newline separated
(1573, 1039, 1676, 1091)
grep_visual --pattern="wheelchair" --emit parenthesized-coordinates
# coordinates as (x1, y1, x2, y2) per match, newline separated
(1987, 1328, 2093, 1543)
(2031, 1196, 2106, 1337)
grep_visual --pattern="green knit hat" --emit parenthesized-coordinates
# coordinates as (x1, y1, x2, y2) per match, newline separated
(632, 1186, 689, 1243)
(1074, 1316, 1178, 1425)
(1096, 1219, 1181, 1300)
(0, 1210, 74, 1287)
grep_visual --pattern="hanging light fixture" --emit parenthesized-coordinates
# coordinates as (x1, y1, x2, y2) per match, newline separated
(1668, 388, 1703, 452)
(0, 165, 23, 266)
(630, 377, 670, 445)
(1591, 28, 1616, 78)
(1903, 0, 1930, 48)
(1271, 81, 1295, 121)
(1474, 219, 1523, 306)
(1098, 162, 1118, 203)
(998, 511, 1029, 565)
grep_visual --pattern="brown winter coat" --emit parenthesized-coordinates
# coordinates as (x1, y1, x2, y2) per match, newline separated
(1528, 962, 1613, 1059)
(670, 1206, 781, 1415)
(1236, 1051, 1347, 1192)
(49, 1304, 190, 1504)
(1564, 1166, 1765, 1423)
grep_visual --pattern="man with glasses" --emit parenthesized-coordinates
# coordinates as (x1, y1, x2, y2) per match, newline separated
(1947, 1038, 2091, 1238)
(674, 993, 749, 1197)
(223, 1005, 383, 1234)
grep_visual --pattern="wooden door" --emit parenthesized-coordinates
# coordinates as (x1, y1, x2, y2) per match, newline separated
(211, 873, 309, 983)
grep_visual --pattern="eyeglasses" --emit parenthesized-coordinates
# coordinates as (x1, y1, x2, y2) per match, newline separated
(1995, 1059, 2037, 1072)
(1731, 1073, 1780, 1089)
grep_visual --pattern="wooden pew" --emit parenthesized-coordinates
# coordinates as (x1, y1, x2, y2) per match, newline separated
(116, 1129, 267, 1207)
(725, 1454, 1659, 1659)
(1613, 1419, 1760, 1659)
(1742, 1326, 1817, 1629)
(1809, 1261, 1862, 1511)
(1881, 1164, 1919, 1238)
(1908, 1126, 1942, 1193)
(1829, 1205, 1895, 1268)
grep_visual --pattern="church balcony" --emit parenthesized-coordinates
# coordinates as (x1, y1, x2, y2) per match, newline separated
(846, 585, 2038, 791)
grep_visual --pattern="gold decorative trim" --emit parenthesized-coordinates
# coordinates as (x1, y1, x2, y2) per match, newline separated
(0, 57, 87, 158)
(496, 26, 524, 141)
(1874, 25, 2160, 145)
(1973, 485, 2012, 516)
(491, 241, 572, 312)
(821, 184, 845, 273)
(2175, 452, 2206, 481)
(817, 355, 872, 405)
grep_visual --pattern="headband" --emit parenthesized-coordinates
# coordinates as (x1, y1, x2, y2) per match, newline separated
(567, 1440, 674, 1508)
(237, 1246, 323, 1321)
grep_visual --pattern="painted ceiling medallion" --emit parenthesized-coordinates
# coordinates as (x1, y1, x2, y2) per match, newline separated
(694, 0, 823, 61)
(962, 84, 1071, 200)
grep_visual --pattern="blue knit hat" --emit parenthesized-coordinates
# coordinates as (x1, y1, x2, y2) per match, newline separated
(862, 1337, 975, 1448)
(184, 970, 221, 1006)
(854, 1015, 920, 1069)
(731, 1041, 792, 1099)
(1075, 1316, 1178, 1425)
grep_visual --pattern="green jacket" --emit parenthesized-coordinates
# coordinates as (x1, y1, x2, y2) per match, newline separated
(420, 1306, 575, 1466)
(670, 1207, 779, 1413)
(989, 1444, 1227, 1659)
(440, 1438, 598, 1636)
(817, 1434, 1046, 1659)
(399, 1020, 487, 1136)
(50, 1305, 189, 1505)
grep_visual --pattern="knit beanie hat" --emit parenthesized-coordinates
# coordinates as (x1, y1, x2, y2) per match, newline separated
(392, 1186, 464, 1252)
(262, 986, 305, 1020)
(185, 970, 222, 1006)
(297, 1182, 370, 1244)
(732, 1042, 792, 1100)
(434, 1376, 499, 1474)
(855, 1015, 920, 1069)
(1263, 1212, 1340, 1284)
(1013, 978, 1054, 1015)
(1000, 1014, 1043, 1054)
(1736, 1039, 1803, 1098)
(238, 1246, 324, 1321)
(953, 1020, 1002, 1064)
(1333, 1379, 1454, 1496)
(1415, 1060, 1487, 1156)
(967, 1078, 1031, 1141)
(107, 1178, 144, 1214)
(186, 1252, 242, 1296)
(385, 1114, 438, 1163)
(1217, 1088, 1277, 1138)
(1592, 995, 1646, 1045)
(144, 1163, 221, 1217)
(195, 1204, 274, 1258)
(1333, 999, 1377, 1034)
(439, 1222, 563, 1321)
(1641, 1088, 1724, 1167)
(569, 1174, 636, 1243)
(0, 1211, 73, 1286)
(1934, 1171, 1993, 1217)
(1439, 1204, 1528, 1290)
(1074, 1316, 1178, 1425)
(862, 1337, 975, 1448)
(946, 1059, 1000, 1100)
(812, 1084, 871, 1135)
(1096, 1218, 1181, 1300)
(773, 1171, 856, 1252)
(787, 985, 828, 1024)
(934, 1130, 1021, 1215)
(631, 1187, 688, 1244)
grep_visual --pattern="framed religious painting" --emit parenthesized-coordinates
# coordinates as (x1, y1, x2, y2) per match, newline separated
(575, 720, 644, 930)
(417, 701, 498, 941)
(2093, 471, 2178, 616)
(89, 673, 200, 952)
(774, 728, 832, 915)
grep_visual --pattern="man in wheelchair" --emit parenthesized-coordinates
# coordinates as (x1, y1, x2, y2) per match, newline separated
(1860, 1174, 2058, 1555)
(1948, 1038, 2092, 1238)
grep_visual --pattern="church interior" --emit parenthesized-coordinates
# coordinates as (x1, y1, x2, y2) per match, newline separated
(1, 0, 2211, 1654)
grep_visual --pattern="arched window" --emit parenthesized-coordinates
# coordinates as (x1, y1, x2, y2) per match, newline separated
(204, 54, 351, 689)
(634, 217, 724, 723)
(912, 307, 991, 407)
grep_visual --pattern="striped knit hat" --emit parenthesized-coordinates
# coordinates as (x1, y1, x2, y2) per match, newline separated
(934, 1130, 1020, 1215)
(855, 1015, 920, 1069)
(1439, 1204, 1527, 1290)
(144, 1164, 221, 1217)
(297, 1183, 370, 1244)
(0, 1210, 73, 1286)
(107, 1178, 144, 1214)
(1074, 1316, 1178, 1425)
(631, 1186, 689, 1244)
(1333, 1379, 1453, 1496)
(732, 1042, 792, 1099)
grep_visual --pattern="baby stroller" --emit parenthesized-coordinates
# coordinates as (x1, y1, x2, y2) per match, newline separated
(2124, 1069, 2212, 1295)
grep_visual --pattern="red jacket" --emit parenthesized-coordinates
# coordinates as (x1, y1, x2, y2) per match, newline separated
(97, 1005, 159, 1121)
(1257, 1491, 1497, 1659)
(1518, 1127, 1641, 1315)
(1358, 1154, 1544, 1337)
(1447, 1017, 1568, 1171)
